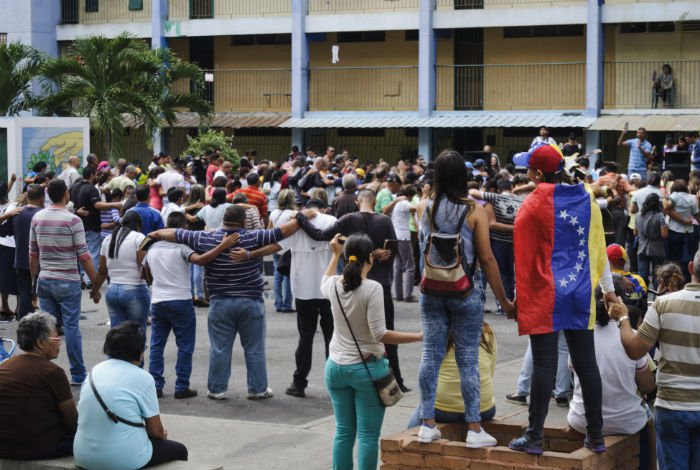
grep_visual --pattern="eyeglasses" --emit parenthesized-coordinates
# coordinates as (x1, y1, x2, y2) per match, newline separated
(47, 336, 62, 342)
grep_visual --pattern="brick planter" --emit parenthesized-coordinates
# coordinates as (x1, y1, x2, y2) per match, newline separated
(380, 420, 639, 470)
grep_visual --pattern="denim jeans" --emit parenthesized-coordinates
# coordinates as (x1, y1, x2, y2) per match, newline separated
(668, 230, 698, 282)
(82, 230, 102, 285)
(293, 298, 333, 389)
(655, 406, 700, 470)
(149, 300, 196, 392)
(37, 278, 85, 382)
(325, 357, 388, 470)
(637, 253, 665, 289)
(527, 330, 602, 442)
(272, 253, 292, 311)
(190, 264, 204, 299)
(418, 271, 484, 423)
(105, 284, 150, 332)
(393, 240, 415, 300)
(207, 296, 267, 394)
(491, 239, 514, 313)
(15, 268, 35, 320)
(516, 332, 572, 398)
(382, 285, 404, 387)
(407, 405, 496, 429)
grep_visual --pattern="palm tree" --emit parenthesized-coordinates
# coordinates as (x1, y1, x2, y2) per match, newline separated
(39, 33, 211, 162)
(0, 42, 45, 116)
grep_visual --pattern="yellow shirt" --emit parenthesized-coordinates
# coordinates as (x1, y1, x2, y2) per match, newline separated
(435, 337, 497, 414)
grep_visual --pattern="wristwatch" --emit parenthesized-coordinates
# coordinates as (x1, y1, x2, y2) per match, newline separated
(617, 316, 630, 328)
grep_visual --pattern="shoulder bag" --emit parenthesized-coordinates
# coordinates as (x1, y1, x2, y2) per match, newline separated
(89, 372, 146, 428)
(333, 283, 403, 407)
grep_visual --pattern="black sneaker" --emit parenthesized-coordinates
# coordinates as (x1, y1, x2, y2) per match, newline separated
(555, 396, 569, 408)
(509, 435, 543, 455)
(285, 383, 305, 398)
(584, 437, 607, 453)
(174, 389, 197, 399)
(505, 393, 528, 405)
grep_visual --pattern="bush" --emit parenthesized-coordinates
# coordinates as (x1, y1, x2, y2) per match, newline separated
(183, 129, 240, 168)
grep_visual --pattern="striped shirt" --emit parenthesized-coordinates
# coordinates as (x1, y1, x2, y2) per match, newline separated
(481, 191, 523, 243)
(236, 187, 268, 217)
(29, 207, 90, 282)
(637, 284, 700, 411)
(100, 208, 121, 238)
(175, 227, 283, 299)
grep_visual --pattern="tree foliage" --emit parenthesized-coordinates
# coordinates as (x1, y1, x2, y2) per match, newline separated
(0, 42, 45, 116)
(184, 129, 240, 168)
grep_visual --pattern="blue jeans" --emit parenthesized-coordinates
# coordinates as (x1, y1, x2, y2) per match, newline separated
(655, 407, 700, 470)
(105, 284, 150, 332)
(207, 296, 267, 394)
(325, 357, 388, 470)
(83, 230, 102, 285)
(37, 278, 85, 382)
(516, 332, 572, 398)
(491, 239, 514, 313)
(637, 253, 664, 289)
(418, 272, 484, 423)
(190, 264, 204, 299)
(149, 300, 196, 392)
(407, 405, 496, 429)
(272, 253, 292, 310)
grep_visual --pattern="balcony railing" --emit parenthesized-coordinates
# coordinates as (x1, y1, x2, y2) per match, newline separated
(308, 0, 419, 14)
(168, 0, 290, 19)
(604, 60, 700, 109)
(436, 0, 584, 8)
(172, 69, 292, 112)
(60, 0, 152, 24)
(309, 66, 419, 111)
(436, 62, 585, 110)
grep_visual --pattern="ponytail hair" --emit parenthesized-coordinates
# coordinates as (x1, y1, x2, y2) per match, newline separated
(341, 234, 374, 292)
(108, 211, 142, 259)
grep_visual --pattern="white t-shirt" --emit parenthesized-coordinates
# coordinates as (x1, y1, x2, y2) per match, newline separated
(160, 202, 184, 225)
(100, 231, 146, 285)
(391, 200, 413, 241)
(197, 203, 231, 229)
(144, 241, 195, 303)
(567, 322, 650, 435)
(263, 181, 281, 213)
(277, 212, 336, 300)
(155, 170, 185, 193)
(59, 167, 81, 189)
(0, 202, 17, 248)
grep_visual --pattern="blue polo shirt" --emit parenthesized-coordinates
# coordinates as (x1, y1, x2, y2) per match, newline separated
(175, 226, 284, 299)
(127, 202, 163, 235)
(625, 138, 652, 174)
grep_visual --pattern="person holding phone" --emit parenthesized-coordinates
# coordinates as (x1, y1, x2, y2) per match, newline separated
(618, 125, 652, 181)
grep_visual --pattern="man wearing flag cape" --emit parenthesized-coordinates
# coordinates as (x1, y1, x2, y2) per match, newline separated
(509, 142, 619, 455)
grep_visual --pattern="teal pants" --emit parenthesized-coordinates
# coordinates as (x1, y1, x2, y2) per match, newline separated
(325, 357, 388, 470)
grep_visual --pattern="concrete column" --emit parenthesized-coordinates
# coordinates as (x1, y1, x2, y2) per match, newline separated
(151, 0, 167, 49)
(419, 128, 433, 162)
(292, 128, 304, 153)
(418, 0, 436, 117)
(291, 0, 309, 119)
(584, 129, 601, 167)
(585, 0, 604, 116)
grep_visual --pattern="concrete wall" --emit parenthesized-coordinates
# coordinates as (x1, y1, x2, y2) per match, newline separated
(0, 0, 59, 56)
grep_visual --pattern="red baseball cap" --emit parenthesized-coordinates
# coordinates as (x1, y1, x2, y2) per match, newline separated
(606, 244, 628, 265)
(513, 142, 564, 173)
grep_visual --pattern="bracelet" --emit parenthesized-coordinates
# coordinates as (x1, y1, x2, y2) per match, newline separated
(617, 316, 630, 328)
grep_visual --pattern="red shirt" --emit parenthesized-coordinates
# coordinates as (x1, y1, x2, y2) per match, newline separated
(206, 164, 219, 186)
(236, 186, 268, 216)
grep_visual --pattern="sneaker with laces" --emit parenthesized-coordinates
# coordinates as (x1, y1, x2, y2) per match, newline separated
(555, 396, 569, 408)
(174, 388, 198, 399)
(247, 387, 274, 400)
(584, 437, 607, 453)
(466, 429, 498, 448)
(207, 391, 226, 400)
(508, 435, 543, 454)
(417, 424, 441, 443)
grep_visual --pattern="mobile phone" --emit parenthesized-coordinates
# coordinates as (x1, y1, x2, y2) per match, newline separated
(338, 235, 347, 245)
(383, 239, 399, 253)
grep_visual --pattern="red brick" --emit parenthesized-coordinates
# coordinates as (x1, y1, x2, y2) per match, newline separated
(403, 437, 447, 454)
(544, 426, 585, 440)
(438, 423, 467, 441)
(380, 436, 401, 452)
(466, 462, 515, 470)
(538, 450, 585, 469)
(397, 452, 425, 467)
(482, 421, 527, 437)
(442, 441, 490, 460)
(547, 438, 584, 453)
(379, 465, 402, 470)
(424, 454, 444, 468)
(489, 447, 539, 466)
(381, 451, 403, 465)
(441, 456, 471, 470)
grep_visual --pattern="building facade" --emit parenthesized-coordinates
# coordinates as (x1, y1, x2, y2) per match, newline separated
(2, 0, 700, 167)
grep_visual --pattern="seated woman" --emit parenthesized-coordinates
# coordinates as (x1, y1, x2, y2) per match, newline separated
(0, 312, 77, 459)
(74, 321, 188, 470)
(407, 323, 497, 428)
(567, 275, 656, 470)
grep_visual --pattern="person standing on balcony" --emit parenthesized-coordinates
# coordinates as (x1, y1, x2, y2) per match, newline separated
(530, 126, 557, 148)
(618, 126, 652, 181)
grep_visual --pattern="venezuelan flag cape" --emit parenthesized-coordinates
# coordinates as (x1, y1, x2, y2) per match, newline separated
(513, 183, 607, 335)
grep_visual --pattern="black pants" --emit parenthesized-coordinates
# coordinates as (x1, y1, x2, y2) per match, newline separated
(293, 298, 334, 388)
(527, 330, 602, 442)
(144, 438, 188, 468)
(382, 285, 404, 386)
(411, 231, 421, 285)
(16, 268, 35, 320)
(610, 208, 628, 246)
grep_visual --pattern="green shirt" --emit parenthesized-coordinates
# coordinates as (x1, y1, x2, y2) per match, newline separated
(375, 188, 394, 214)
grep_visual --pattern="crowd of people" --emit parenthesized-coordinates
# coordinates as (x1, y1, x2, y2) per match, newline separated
(0, 132, 698, 470)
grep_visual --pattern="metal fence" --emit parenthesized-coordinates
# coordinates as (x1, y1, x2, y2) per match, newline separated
(60, 0, 152, 24)
(604, 60, 700, 109)
(436, 62, 585, 110)
(309, 0, 419, 13)
(309, 66, 419, 111)
(168, 0, 290, 19)
(436, 0, 583, 8)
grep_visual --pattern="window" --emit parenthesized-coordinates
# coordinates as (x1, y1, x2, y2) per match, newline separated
(232, 128, 292, 137)
(405, 128, 419, 137)
(61, 0, 79, 24)
(190, 0, 213, 19)
(682, 21, 700, 32)
(85, 0, 98, 13)
(230, 34, 291, 46)
(0, 33, 6, 46)
(337, 129, 386, 137)
(503, 25, 583, 38)
(620, 22, 675, 33)
(648, 22, 675, 33)
(128, 0, 144, 11)
(337, 31, 386, 43)
(405, 30, 419, 41)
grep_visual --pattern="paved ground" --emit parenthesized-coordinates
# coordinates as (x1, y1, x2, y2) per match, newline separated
(0, 281, 571, 469)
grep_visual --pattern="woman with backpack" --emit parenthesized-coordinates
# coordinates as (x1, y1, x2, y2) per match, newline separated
(635, 193, 668, 288)
(415, 150, 515, 448)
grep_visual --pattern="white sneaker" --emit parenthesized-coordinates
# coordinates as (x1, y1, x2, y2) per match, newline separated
(207, 390, 226, 400)
(246, 387, 274, 400)
(417, 424, 441, 443)
(466, 429, 498, 448)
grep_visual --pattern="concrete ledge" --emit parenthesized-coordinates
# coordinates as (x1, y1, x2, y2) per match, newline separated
(0, 457, 223, 470)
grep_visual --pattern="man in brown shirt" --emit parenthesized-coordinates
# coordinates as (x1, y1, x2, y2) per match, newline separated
(332, 174, 358, 219)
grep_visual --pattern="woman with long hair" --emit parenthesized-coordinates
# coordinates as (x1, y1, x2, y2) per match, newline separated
(184, 184, 207, 306)
(269, 189, 295, 313)
(263, 170, 285, 216)
(90, 211, 150, 330)
(415, 150, 514, 448)
(664, 179, 699, 281)
(148, 167, 165, 211)
(635, 193, 668, 288)
(190, 188, 231, 230)
(322, 233, 422, 470)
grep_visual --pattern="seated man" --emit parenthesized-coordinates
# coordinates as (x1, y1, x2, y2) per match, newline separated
(606, 244, 648, 312)
(0, 312, 77, 459)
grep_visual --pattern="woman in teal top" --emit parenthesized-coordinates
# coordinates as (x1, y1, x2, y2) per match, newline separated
(74, 321, 188, 470)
